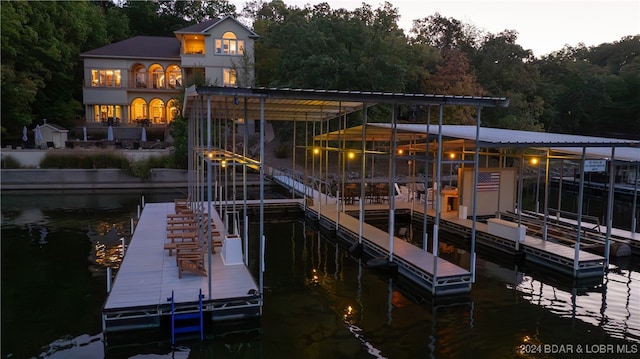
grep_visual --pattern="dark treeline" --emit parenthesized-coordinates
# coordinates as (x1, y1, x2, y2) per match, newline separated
(2, 0, 639, 140)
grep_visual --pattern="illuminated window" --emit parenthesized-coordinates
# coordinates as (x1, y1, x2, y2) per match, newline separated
(91, 69, 121, 87)
(215, 32, 244, 55)
(134, 65, 147, 88)
(184, 35, 205, 54)
(223, 68, 237, 86)
(131, 98, 148, 120)
(93, 105, 122, 122)
(167, 99, 179, 122)
(167, 65, 182, 88)
(150, 65, 165, 89)
(149, 98, 166, 123)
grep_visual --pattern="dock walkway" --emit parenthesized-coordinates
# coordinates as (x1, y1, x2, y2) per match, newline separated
(306, 201, 472, 296)
(396, 202, 606, 278)
(102, 202, 260, 334)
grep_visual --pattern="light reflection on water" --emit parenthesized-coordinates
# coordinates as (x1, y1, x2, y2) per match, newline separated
(1, 191, 639, 359)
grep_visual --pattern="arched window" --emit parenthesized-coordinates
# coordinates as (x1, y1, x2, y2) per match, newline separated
(149, 64, 165, 89)
(215, 32, 244, 55)
(149, 98, 166, 123)
(131, 98, 148, 121)
(167, 65, 182, 89)
(134, 65, 147, 88)
(167, 99, 179, 122)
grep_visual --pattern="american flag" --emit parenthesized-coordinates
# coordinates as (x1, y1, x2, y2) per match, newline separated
(477, 172, 500, 192)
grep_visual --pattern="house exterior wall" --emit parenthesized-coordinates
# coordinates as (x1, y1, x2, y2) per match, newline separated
(82, 17, 256, 128)
(180, 18, 255, 86)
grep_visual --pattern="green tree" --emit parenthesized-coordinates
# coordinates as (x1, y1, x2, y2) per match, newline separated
(472, 30, 544, 130)
(424, 48, 484, 124)
(1, 1, 109, 136)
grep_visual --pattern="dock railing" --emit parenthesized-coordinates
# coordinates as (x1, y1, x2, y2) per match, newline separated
(267, 166, 335, 200)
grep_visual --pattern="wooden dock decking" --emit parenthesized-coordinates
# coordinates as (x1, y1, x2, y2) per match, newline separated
(306, 202, 473, 296)
(102, 202, 260, 333)
(397, 202, 606, 278)
(327, 197, 605, 278)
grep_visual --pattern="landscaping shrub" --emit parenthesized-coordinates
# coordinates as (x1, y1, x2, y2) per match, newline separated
(128, 155, 174, 179)
(40, 152, 130, 170)
(1, 155, 21, 169)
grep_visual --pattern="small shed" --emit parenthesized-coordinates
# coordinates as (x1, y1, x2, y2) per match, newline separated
(34, 121, 69, 149)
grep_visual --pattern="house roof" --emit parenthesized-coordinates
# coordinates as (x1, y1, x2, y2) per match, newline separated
(80, 36, 181, 60)
(174, 16, 259, 38)
(33, 123, 68, 133)
(80, 17, 256, 60)
(174, 18, 220, 33)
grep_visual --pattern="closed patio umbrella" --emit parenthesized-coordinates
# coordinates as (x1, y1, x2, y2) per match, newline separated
(22, 126, 28, 143)
(107, 125, 114, 141)
(34, 125, 43, 147)
(83, 127, 87, 142)
(141, 127, 147, 142)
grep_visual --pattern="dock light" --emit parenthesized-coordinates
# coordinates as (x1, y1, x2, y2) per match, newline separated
(221, 160, 227, 168)
(348, 152, 355, 159)
(530, 158, 539, 165)
(313, 148, 320, 155)
(208, 152, 213, 159)
(449, 153, 456, 159)
(397, 149, 404, 155)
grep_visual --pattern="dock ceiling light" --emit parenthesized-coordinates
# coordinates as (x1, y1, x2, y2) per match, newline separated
(348, 152, 355, 159)
(449, 153, 456, 159)
(221, 160, 227, 168)
(530, 158, 539, 165)
(397, 149, 404, 155)
(313, 148, 320, 155)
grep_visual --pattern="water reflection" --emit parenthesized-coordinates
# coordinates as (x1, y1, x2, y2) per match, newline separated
(2, 191, 639, 359)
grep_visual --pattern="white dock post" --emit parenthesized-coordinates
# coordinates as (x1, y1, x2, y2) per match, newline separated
(121, 237, 125, 256)
(106, 267, 112, 293)
(137, 205, 140, 219)
(336, 194, 339, 231)
(130, 218, 134, 234)
(141, 195, 145, 208)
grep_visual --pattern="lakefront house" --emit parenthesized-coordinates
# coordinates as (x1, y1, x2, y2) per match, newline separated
(80, 16, 258, 129)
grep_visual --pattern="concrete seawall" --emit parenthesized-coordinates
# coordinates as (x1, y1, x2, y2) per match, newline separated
(0, 169, 273, 190)
(0, 168, 188, 190)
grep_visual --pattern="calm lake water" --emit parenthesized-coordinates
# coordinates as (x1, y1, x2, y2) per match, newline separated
(1, 189, 639, 359)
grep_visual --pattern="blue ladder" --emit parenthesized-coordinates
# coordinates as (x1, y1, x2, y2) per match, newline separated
(169, 289, 204, 344)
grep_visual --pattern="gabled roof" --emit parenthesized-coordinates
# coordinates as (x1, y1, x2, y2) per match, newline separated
(80, 36, 180, 59)
(33, 123, 68, 133)
(174, 15, 259, 38)
(175, 18, 220, 33)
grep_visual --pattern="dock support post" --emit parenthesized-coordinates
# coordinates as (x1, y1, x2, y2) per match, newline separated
(423, 106, 430, 252)
(388, 104, 397, 262)
(106, 267, 112, 293)
(130, 218, 134, 235)
(632, 164, 638, 234)
(432, 104, 444, 293)
(470, 106, 481, 283)
(259, 98, 265, 299)
(141, 195, 145, 209)
(359, 106, 367, 244)
(137, 205, 140, 220)
(574, 148, 587, 276)
(604, 148, 616, 267)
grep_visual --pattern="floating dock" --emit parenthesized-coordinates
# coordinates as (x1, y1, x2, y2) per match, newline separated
(400, 204, 607, 278)
(305, 202, 473, 296)
(102, 202, 261, 335)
